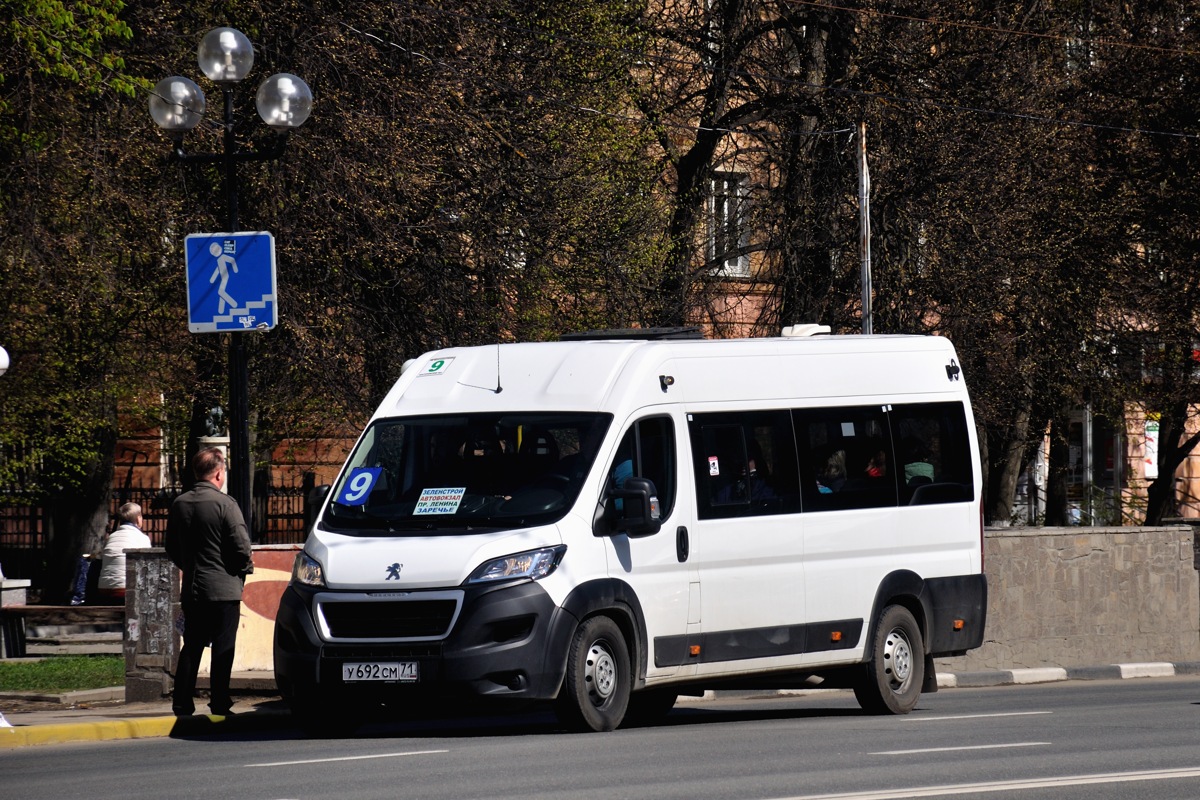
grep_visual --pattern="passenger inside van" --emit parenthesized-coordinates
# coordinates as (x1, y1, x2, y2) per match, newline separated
(816, 448, 847, 494)
(865, 448, 888, 479)
(841, 442, 891, 494)
(900, 437, 935, 486)
(714, 457, 776, 504)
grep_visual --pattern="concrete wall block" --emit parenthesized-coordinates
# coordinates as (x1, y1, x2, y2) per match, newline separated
(939, 525, 1200, 672)
(124, 549, 180, 703)
(125, 671, 170, 704)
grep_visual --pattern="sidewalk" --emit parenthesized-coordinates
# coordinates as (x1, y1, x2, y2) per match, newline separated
(3, 662, 1199, 749)
(0, 672, 291, 748)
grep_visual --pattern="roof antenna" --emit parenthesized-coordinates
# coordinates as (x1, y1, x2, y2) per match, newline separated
(455, 342, 504, 394)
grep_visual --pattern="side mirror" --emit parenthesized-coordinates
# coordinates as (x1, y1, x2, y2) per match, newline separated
(305, 484, 332, 529)
(612, 476, 663, 536)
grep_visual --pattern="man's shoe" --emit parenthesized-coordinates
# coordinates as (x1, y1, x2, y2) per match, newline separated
(173, 708, 195, 717)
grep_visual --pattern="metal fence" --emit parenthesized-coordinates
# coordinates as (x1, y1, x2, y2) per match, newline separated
(0, 483, 311, 584)
(105, 484, 311, 547)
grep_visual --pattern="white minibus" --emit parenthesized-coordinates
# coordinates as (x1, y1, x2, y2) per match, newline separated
(274, 328, 987, 732)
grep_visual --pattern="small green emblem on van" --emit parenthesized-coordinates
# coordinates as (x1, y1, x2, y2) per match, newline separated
(421, 357, 454, 376)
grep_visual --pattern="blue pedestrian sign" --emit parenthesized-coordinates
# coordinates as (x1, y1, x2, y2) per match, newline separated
(184, 232, 278, 333)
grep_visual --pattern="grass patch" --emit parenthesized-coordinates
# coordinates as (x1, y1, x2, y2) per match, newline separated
(0, 655, 124, 693)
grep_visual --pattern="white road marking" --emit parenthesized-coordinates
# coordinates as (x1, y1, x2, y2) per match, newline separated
(871, 741, 1049, 755)
(246, 749, 448, 767)
(769, 766, 1200, 799)
(908, 711, 1053, 722)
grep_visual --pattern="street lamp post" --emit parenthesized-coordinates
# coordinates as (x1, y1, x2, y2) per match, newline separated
(149, 27, 312, 534)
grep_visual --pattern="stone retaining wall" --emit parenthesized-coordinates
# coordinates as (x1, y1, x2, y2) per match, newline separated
(936, 525, 1200, 672)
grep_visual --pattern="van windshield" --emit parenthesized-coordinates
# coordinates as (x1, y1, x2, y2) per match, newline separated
(322, 412, 612, 532)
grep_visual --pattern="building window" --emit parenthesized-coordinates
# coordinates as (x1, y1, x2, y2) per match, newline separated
(710, 172, 749, 277)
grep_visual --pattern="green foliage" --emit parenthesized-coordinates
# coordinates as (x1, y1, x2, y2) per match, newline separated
(1, 1, 143, 108)
(0, 655, 124, 692)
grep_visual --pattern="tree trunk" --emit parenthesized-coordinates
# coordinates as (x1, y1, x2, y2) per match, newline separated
(43, 430, 117, 603)
(985, 404, 1031, 525)
(1044, 411, 1071, 526)
(1144, 401, 1200, 524)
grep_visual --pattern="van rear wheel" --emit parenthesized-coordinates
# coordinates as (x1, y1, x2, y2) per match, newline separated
(555, 616, 630, 732)
(854, 604, 923, 715)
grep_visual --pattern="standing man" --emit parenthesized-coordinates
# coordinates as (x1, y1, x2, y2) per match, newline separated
(166, 446, 254, 717)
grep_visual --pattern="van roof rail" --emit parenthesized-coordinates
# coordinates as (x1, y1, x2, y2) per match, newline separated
(781, 324, 832, 337)
(559, 326, 704, 341)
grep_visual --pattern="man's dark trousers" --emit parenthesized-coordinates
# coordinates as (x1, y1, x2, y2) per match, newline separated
(173, 599, 240, 715)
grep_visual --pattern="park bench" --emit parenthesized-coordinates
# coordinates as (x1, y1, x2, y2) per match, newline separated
(0, 605, 124, 659)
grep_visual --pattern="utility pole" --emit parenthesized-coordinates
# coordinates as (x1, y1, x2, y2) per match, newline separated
(858, 121, 872, 335)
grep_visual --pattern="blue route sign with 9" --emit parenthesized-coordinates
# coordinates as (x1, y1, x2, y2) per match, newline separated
(185, 231, 277, 333)
(337, 467, 382, 506)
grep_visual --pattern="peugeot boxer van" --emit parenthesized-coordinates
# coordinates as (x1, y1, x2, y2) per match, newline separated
(273, 328, 987, 732)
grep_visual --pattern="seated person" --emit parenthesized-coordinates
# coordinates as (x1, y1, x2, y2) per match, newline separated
(865, 448, 888, 479)
(841, 444, 890, 492)
(715, 458, 776, 504)
(610, 458, 634, 513)
(900, 436, 935, 485)
(817, 449, 847, 494)
(96, 502, 152, 604)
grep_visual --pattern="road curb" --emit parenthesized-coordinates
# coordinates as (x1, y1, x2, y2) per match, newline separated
(937, 661, 1200, 688)
(1, 716, 179, 748)
(0, 709, 292, 749)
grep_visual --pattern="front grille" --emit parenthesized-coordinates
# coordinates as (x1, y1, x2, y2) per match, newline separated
(319, 599, 457, 639)
(323, 643, 442, 659)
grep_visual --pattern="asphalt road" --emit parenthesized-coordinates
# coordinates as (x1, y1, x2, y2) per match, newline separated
(2, 677, 1199, 800)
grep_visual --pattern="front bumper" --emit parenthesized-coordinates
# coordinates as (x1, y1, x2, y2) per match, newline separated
(273, 579, 576, 704)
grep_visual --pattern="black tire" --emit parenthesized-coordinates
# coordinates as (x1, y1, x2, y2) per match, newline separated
(555, 616, 631, 732)
(853, 604, 924, 715)
(621, 688, 677, 728)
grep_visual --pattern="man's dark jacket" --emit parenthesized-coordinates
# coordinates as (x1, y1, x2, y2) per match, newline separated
(165, 482, 253, 602)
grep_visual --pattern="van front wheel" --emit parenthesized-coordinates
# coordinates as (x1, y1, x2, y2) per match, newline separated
(555, 616, 630, 732)
(854, 604, 924, 715)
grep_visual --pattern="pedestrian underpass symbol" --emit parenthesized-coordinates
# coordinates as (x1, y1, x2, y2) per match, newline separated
(209, 241, 239, 314)
(185, 232, 278, 333)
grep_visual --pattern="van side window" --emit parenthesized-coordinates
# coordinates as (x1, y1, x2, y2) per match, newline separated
(796, 406, 897, 511)
(689, 410, 800, 519)
(607, 417, 677, 520)
(892, 402, 975, 505)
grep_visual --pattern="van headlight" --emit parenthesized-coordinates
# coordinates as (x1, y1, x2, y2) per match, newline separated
(467, 546, 566, 585)
(291, 551, 326, 588)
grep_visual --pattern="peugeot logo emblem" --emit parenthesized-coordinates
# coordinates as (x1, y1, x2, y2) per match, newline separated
(385, 563, 403, 580)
